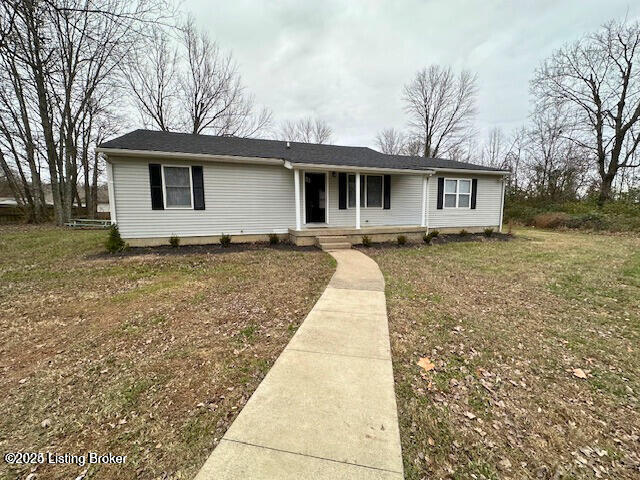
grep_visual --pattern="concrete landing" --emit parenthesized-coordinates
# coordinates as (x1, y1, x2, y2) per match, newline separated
(194, 250, 404, 480)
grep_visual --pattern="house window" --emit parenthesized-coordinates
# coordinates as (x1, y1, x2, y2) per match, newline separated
(444, 178, 471, 208)
(347, 174, 383, 208)
(366, 175, 383, 207)
(163, 166, 192, 208)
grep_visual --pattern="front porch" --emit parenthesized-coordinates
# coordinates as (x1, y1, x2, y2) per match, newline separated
(288, 224, 428, 247)
(290, 166, 430, 236)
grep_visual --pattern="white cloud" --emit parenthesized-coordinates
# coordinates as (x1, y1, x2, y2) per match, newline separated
(184, 0, 640, 147)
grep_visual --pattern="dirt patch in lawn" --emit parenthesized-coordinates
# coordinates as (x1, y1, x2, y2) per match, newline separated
(0, 226, 334, 480)
(368, 228, 640, 480)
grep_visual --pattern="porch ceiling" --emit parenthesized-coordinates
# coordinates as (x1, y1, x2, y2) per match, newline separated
(284, 160, 434, 175)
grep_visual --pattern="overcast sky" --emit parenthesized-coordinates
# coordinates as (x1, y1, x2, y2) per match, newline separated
(184, 0, 640, 148)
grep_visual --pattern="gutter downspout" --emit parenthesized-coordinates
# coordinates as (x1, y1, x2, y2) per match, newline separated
(105, 155, 117, 225)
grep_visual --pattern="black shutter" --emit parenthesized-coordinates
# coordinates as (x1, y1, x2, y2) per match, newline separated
(471, 178, 478, 209)
(436, 177, 444, 209)
(383, 175, 391, 209)
(192, 166, 205, 210)
(149, 163, 164, 210)
(338, 173, 347, 209)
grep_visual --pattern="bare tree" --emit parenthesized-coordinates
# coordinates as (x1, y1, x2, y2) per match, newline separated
(0, 44, 47, 221)
(77, 89, 123, 217)
(124, 19, 271, 137)
(375, 128, 406, 154)
(278, 117, 333, 144)
(503, 127, 528, 193)
(482, 127, 507, 168)
(180, 19, 271, 136)
(122, 27, 179, 131)
(522, 106, 592, 200)
(1, 0, 169, 224)
(447, 136, 480, 164)
(532, 19, 640, 204)
(0, 0, 18, 48)
(403, 65, 478, 158)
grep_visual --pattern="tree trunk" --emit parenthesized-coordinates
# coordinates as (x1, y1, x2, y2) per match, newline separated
(0, 150, 27, 209)
(598, 174, 615, 206)
(26, 7, 65, 225)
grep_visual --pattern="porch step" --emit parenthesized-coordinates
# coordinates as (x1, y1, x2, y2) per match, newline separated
(317, 235, 349, 244)
(316, 235, 351, 251)
(319, 242, 352, 251)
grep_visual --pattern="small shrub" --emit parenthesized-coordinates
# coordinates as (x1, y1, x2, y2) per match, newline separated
(532, 212, 570, 229)
(483, 227, 494, 237)
(169, 235, 180, 247)
(268, 233, 280, 245)
(397, 235, 407, 245)
(423, 230, 439, 244)
(105, 224, 125, 253)
(361, 235, 372, 247)
(459, 229, 469, 237)
(219, 233, 231, 247)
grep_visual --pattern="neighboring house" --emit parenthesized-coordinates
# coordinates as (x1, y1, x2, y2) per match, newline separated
(97, 129, 509, 247)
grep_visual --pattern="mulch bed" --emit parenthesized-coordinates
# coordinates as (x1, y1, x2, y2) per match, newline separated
(356, 232, 513, 250)
(90, 241, 318, 259)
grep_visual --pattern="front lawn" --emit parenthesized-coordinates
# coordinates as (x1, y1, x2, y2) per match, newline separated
(368, 229, 640, 479)
(0, 226, 334, 480)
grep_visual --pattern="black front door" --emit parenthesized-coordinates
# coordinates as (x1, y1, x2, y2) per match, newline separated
(305, 172, 326, 223)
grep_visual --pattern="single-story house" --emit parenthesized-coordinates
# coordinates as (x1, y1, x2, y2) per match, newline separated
(97, 129, 509, 247)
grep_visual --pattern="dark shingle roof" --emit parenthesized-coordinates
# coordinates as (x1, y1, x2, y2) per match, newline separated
(99, 129, 507, 173)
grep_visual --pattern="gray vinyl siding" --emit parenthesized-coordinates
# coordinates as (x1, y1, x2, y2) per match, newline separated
(112, 157, 295, 238)
(111, 157, 504, 238)
(427, 173, 503, 228)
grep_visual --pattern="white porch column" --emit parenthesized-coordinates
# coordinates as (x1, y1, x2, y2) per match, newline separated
(355, 172, 361, 229)
(294, 169, 301, 230)
(425, 175, 430, 229)
(499, 177, 506, 233)
(421, 176, 427, 227)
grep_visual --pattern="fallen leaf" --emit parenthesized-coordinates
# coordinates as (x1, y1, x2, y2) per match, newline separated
(572, 368, 588, 379)
(417, 357, 435, 372)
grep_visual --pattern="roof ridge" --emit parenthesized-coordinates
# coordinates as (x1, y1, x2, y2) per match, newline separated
(129, 129, 379, 152)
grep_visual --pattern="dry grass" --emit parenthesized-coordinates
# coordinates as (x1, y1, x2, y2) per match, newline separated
(368, 228, 640, 480)
(0, 225, 334, 480)
(532, 212, 571, 229)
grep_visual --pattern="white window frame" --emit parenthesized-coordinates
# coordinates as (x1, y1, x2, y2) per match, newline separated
(162, 164, 194, 210)
(347, 174, 384, 209)
(443, 178, 472, 209)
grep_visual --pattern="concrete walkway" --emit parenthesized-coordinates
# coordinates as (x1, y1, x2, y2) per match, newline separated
(195, 250, 404, 480)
